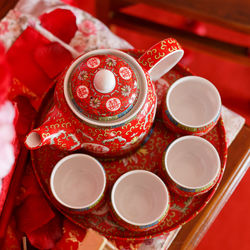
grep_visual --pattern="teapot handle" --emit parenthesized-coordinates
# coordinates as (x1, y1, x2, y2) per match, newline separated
(138, 38, 184, 81)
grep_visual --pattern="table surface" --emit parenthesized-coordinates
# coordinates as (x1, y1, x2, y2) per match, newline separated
(0, 1, 249, 249)
(111, 0, 250, 34)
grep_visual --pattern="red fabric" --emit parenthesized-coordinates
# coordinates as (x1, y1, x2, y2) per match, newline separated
(53, 219, 86, 250)
(7, 27, 52, 97)
(0, 41, 17, 229)
(1, 217, 21, 250)
(13, 96, 37, 138)
(0, 43, 11, 105)
(16, 195, 55, 234)
(0, 158, 16, 215)
(39, 8, 78, 44)
(1, 15, 74, 249)
(27, 216, 62, 249)
(33, 42, 72, 78)
(1, 7, 144, 248)
(6, 27, 73, 98)
(0, 97, 35, 240)
(197, 169, 250, 250)
(7, 162, 63, 250)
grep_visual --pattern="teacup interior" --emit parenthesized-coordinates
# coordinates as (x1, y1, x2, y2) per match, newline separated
(167, 76, 221, 127)
(113, 171, 169, 225)
(166, 137, 220, 188)
(52, 155, 105, 208)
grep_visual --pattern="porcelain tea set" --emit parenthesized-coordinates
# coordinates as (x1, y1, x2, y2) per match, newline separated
(25, 38, 222, 231)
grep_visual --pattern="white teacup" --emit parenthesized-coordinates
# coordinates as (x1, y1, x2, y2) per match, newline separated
(162, 136, 221, 196)
(162, 76, 221, 136)
(111, 170, 170, 231)
(50, 154, 106, 212)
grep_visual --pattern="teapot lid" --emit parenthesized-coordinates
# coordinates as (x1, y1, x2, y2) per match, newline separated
(64, 50, 147, 127)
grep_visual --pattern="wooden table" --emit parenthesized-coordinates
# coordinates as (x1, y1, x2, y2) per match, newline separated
(101, 0, 250, 33)
(96, 0, 250, 65)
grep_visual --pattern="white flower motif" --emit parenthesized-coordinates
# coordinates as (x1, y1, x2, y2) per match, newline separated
(121, 85, 131, 97)
(105, 58, 116, 67)
(89, 98, 101, 108)
(78, 70, 88, 80)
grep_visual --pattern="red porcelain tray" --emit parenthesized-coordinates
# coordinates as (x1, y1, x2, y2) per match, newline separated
(31, 50, 227, 243)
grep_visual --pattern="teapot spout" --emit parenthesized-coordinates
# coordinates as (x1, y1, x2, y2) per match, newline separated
(25, 119, 82, 151)
(25, 129, 44, 149)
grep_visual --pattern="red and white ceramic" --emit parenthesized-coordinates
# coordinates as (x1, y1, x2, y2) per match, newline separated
(162, 76, 221, 136)
(110, 170, 170, 231)
(25, 38, 183, 157)
(31, 52, 227, 243)
(162, 136, 221, 197)
(50, 154, 106, 213)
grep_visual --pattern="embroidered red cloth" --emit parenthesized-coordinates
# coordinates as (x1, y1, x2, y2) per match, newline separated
(1, 8, 145, 250)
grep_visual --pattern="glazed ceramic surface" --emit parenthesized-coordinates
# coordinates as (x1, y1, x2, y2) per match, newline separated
(110, 170, 170, 231)
(31, 51, 227, 243)
(50, 154, 106, 212)
(25, 38, 183, 157)
(162, 76, 221, 136)
(162, 136, 221, 197)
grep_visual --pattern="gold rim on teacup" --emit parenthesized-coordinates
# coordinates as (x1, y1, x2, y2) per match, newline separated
(111, 170, 170, 231)
(162, 76, 221, 136)
(162, 136, 221, 197)
(50, 153, 106, 212)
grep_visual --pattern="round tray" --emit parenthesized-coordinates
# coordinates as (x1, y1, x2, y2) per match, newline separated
(31, 50, 227, 243)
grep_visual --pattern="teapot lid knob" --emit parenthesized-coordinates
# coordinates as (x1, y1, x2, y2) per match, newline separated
(93, 69, 116, 93)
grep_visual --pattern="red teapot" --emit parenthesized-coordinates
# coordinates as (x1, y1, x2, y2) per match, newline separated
(25, 38, 183, 157)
